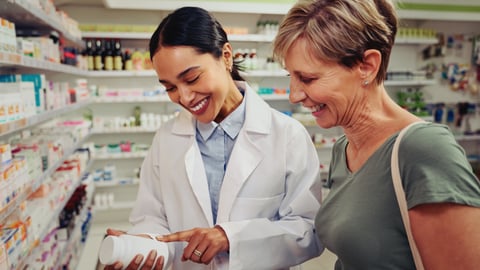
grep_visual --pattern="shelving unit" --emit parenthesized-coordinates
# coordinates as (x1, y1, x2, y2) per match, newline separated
(0, 0, 83, 47)
(0, 2, 95, 270)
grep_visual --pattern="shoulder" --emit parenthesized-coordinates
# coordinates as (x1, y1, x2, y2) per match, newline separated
(400, 122, 458, 155)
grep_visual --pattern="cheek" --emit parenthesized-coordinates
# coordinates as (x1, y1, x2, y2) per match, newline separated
(167, 92, 179, 104)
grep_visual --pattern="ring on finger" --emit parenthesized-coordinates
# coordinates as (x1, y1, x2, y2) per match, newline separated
(193, 249, 202, 257)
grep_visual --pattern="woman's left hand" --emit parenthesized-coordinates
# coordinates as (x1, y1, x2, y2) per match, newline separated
(157, 226, 229, 265)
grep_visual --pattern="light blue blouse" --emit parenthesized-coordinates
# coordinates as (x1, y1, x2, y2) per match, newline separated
(196, 91, 246, 223)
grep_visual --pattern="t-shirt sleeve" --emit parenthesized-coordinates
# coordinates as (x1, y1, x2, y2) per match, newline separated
(399, 123, 480, 209)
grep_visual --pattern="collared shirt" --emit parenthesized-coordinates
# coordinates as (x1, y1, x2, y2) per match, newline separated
(196, 91, 246, 224)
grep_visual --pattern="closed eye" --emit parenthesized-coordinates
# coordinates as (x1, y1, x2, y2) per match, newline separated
(299, 76, 315, 84)
(186, 75, 200, 84)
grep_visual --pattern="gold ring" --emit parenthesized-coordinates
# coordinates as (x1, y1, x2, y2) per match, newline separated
(193, 249, 202, 257)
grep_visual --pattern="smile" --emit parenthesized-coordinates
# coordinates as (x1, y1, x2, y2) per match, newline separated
(190, 98, 209, 113)
(308, 104, 326, 113)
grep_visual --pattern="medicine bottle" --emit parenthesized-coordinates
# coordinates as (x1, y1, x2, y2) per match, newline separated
(98, 234, 169, 268)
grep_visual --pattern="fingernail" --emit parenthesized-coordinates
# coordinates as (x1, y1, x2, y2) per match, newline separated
(113, 263, 122, 270)
(135, 255, 143, 264)
(149, 251, 157, 260)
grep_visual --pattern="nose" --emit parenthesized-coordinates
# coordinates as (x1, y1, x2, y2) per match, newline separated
(289, 81, 307, 104)
(177, 85, 195, 105)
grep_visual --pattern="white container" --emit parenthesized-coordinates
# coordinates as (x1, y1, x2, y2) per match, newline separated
(98, 234, 169, 268)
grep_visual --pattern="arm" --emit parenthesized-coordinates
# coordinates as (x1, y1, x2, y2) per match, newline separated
(402, 124, 480, 269)
(410, 203, 480, 270)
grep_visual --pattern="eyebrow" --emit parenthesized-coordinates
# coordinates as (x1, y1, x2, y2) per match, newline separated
(158, 66, 200, 84)
(293, 70, 317, 77)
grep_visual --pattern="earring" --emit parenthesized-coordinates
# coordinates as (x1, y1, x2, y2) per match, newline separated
(363, 80, 369, 86)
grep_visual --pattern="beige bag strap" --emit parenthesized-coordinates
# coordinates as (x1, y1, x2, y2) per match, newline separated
(391, 121, 425, 270)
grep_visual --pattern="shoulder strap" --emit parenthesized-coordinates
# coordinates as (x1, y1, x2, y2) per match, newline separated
(391, 121, 425, 270)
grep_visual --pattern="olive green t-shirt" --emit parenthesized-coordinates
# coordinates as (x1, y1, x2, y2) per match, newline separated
(315, 123, 480, 270)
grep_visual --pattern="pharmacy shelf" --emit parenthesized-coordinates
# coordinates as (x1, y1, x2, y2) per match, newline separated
(95, 178, 140, 188)
(0, 52, 88, 75)
(259, 94, 289, 101)
(0, 133, 92, 223)
(19, 159, 93, 270)
(86, 70, 156, 77)
(92, 127, 158, 134)
(93, 95, 170, 103)
(0, 0, 83, 47)
(82, 31, 277, 42)
(0, 99, 91, 139)
(95, 201, 136, 212)
(53, 177, 95, 270)
(243, 70, 288, 77)
(395, 37, 438, 45)
(384, 79, 437, 86)
(92, 151, 148, 160)
(82, 31, 439, 45)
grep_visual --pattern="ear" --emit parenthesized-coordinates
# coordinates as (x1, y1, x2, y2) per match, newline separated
(222, 43, 233, 67)
(358, 49, 381, 83)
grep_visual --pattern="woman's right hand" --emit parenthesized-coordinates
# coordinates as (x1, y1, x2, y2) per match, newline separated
(103, 228, 165, 270)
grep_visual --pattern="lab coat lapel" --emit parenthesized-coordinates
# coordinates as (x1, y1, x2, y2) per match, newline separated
(174, 110, 214, 227)
(216, 84, 271, 222)
(217, 132, 262, 222)
(184, 144, 214, 227)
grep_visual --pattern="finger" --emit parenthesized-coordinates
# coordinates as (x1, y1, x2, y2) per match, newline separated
(157, 230, 193, 242)
(124, 254, 144, 270)
(154, 256, 164, 270)
(104, 261, 123, 270)
(139, 250, 156, 270)
(183, 232, 206, 262)
(192, 240, 209, 263)
(107, 228, 127, 236)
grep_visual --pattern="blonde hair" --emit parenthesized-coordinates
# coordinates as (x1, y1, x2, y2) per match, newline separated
(273, 0, 397, 84)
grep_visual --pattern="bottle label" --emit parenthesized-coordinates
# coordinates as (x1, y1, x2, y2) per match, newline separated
(105, 56, 113, 70)
(125, 60, 133, 71)
(87, 56, 94, 70)
(94, 56, 103, 70)
(114, 56, 123, 70)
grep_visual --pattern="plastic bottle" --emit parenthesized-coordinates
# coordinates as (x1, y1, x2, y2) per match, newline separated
(98, 234, 169, 268)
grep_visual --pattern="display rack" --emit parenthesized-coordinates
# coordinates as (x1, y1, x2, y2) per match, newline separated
(0, 0, 83, 47)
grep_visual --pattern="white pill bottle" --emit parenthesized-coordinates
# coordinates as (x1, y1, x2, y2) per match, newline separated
(98, 234, 169, 269)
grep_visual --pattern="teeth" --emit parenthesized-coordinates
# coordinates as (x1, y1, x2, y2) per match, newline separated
(191, 98, 208, 112)
(309, 104, 325, 112)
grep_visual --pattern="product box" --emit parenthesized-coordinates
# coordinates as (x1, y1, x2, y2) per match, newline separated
(0, 74, 47, 114)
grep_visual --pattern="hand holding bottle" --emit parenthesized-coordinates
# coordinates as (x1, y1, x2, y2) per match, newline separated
(101, 228, 166, 270)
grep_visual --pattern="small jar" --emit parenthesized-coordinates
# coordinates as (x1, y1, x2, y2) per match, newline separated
(98, 234, 169, 268)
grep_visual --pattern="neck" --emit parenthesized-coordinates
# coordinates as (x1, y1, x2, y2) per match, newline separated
(214, 82, 243, 123)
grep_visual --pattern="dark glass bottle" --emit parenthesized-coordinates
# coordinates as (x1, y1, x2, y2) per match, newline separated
(113, 39, 124, 71)
(103, 39, 114, 71)
(85, 39, 94, 70)
(93, 39, 104, 71)
(124, 49, 133, 70)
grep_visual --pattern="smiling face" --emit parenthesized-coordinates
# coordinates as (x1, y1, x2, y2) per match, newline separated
(284, 38, 366, 129)
(152, 44, 242, 123)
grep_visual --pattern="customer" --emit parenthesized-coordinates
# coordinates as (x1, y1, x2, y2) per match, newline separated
(273, 0, 480, 269)
(104, 6, 323, 270)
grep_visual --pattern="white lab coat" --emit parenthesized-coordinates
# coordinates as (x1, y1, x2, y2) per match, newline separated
(128, 82, 323, 270)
